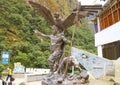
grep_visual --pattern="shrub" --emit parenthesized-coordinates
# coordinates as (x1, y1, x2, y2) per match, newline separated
(19, 82, 26, 85)
(0, 63, 5, 77)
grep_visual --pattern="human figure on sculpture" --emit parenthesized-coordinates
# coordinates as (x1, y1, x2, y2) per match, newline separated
(34, 25, 71, 75)
(55, 56, 82, 74)
(29, 0, 83, 37)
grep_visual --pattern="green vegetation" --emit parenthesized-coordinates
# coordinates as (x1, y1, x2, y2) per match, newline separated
(0, 0, 97, 68)
(0, 62, 5, 77)
(19, 82, 26, 85)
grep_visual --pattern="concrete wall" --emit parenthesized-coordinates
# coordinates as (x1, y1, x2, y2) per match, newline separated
(26, 68, 50, 74)
(24, 74, 46, 82)
(24, 68, 50, 82)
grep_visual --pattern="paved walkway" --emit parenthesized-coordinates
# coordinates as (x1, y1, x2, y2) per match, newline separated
(14, 78, 42, 85)
(14, 78, 24, 85)
(14, 78, 115, 85)
(12, 74, 115, 85)
(26, 81, 42, 85)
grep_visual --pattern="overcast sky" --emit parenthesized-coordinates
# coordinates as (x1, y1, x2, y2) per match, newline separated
(78, 0, 107, 5)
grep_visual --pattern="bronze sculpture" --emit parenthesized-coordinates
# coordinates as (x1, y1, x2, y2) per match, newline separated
(55, 56, 82, 74)
(29, 1, 89, 84)
(29, 1, 83, 33)
(34, 25, 71, 75)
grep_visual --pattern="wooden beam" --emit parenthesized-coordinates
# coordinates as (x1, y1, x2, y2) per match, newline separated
(81, 9, 100, 12)
(81, 5, 102, 7)
(80, 5, 102, 10)
(88, 11, 99, 13)
(81, 7, 102, 10)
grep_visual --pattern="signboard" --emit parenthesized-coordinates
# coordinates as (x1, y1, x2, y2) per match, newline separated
(13, 62, 25, 73)
(2, 51, 9, 64)
(71, 47, 114, 78)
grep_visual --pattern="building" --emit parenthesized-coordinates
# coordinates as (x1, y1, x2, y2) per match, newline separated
(94, 0, 120, 60)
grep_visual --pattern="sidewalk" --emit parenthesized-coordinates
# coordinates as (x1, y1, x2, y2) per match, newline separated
(14, 78, 115, 85)
(14, 78, 42, 85)
(13, 78, 24, 85)
(13, 74, 115, 85)
(26, 81, 42, 85)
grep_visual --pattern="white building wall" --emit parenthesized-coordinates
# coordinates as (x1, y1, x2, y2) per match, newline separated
(95, 21, 120, 46)
(97, 45, 103, 57)
(96, 16, 103, 57)
(95, 21, 120, 57)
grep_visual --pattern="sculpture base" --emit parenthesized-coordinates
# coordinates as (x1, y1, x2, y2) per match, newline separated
(42, 70, 89, 85)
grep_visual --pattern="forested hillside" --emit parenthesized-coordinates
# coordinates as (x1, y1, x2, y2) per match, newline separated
(0, 0, 96, 68)
(27, 0, 77, 17)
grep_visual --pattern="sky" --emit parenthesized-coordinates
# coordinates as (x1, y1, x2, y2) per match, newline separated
(78, 0, 107, 5)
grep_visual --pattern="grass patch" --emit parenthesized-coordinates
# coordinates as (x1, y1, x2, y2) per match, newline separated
(19, 82, 26, 85)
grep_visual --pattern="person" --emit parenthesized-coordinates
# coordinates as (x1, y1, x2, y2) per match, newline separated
(6, 67, 12, 82)
(8, 77, 15, 85)
(0, 74, 6, 85)
(34, 25, 71, 75)
(0, 77, 3, 85)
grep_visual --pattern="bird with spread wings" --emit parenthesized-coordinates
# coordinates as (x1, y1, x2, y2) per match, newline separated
(29, 1, 83, 32)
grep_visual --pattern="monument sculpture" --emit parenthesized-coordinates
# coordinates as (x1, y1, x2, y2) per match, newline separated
(55, 56, 82, 74)
(29, 1, 89, 85)
(34, 25, 71, 76)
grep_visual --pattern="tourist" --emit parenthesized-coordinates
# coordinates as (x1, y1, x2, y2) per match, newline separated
(6, 67, 12, 81)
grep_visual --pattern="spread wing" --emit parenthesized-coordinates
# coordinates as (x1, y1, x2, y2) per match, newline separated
(63, 12, 84, 30)
(29, 1, 55, 25)
(63, 12, 76, 30)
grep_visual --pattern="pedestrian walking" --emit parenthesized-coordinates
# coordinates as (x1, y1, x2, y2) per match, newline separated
(6, 67, 12, 82)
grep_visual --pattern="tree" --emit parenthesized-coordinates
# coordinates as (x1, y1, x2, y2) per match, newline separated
(0, 63, 5, 77)
(0, 0, 96, 69)
(15, 52, 29, 66)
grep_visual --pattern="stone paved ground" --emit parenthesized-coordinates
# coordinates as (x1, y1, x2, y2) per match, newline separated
(14, 78, 42, 85)
(14, 78, 115, 85)
(12, 74, 116, 85)
(13, 78, 25, 85)
(88, 79, 114, 85)
(26, 81, 42, 85)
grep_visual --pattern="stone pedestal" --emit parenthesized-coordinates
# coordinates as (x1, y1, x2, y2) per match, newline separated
(42, 70, 89, 85)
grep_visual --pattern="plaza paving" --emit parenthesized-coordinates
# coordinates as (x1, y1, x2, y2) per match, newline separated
(9, 73, 117, 85)
(13, 76, 115, 85)
(13, 78, 42, 85)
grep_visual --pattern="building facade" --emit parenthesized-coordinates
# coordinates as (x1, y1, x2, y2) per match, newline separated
(95, 0, 120, 59)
